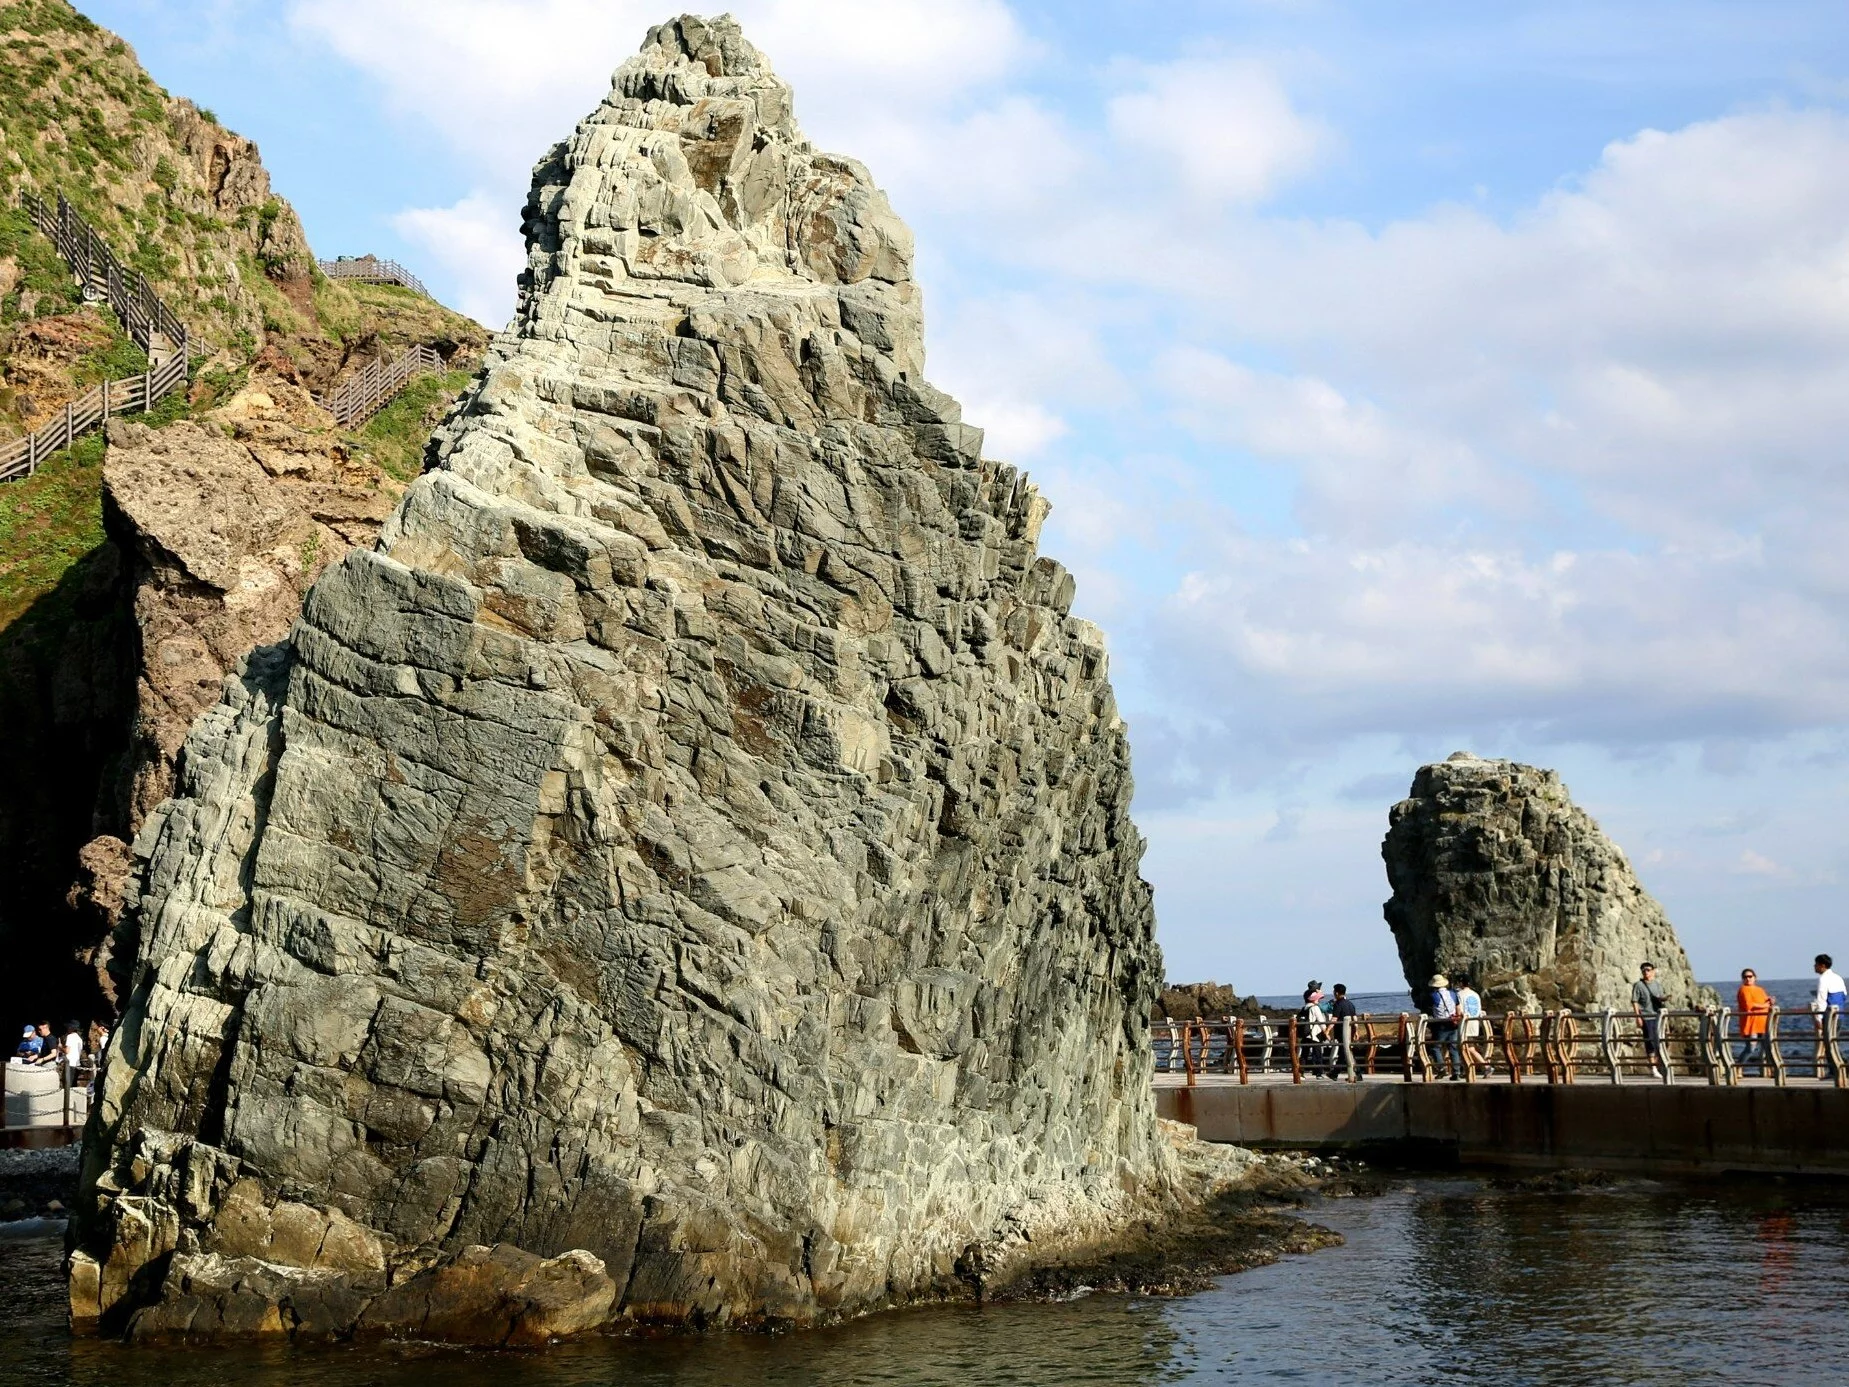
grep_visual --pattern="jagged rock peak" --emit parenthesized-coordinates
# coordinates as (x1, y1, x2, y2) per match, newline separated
(75, 15, 1169, 1342)
(1382, 754, 1706, 1012)
(514, 14, 913, 317)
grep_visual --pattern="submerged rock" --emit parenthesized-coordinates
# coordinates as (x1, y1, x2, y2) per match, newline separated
(75, 15, 1171, 1341)
(1382, 752, 1706, 1012)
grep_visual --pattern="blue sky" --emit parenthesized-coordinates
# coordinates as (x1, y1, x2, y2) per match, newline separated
(82, 0, 1849, 992)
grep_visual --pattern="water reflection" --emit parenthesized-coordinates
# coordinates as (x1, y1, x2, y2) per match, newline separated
(1175, 1178, 1849, 1385)
(8, 1179, 1849, 1386)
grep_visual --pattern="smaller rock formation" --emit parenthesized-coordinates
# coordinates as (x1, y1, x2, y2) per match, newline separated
(1154, 982, 1263, 1023)
(1382, 752, 1707, 1012)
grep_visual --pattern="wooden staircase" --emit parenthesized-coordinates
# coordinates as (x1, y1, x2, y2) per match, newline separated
(1, 193, 192, 483)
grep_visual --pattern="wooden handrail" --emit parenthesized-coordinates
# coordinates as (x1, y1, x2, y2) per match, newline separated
(0, 353, 186, 482)
(4, 192, 193, 484)
(317, 343, 447, 429)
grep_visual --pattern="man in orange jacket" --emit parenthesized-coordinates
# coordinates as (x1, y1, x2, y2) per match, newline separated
(1735, 968, 1773, 1077)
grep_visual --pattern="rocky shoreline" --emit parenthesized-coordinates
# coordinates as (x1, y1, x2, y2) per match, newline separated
(0, 1146, 78, 1223)
(9, 1136, 1367, 1341)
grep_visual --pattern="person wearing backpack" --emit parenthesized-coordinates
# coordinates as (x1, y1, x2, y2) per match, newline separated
(1427, 974, 1461, 1079)
(1298, 981, 1332, 1078)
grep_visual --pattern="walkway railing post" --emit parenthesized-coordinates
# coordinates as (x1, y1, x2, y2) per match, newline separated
(1182, 1022, 1198, 1088)
(1232, 1017, 1248, 1085)
(1828, 1010, 1846, 1089)
(1601, 1008, 1620, 1083)
(1768, 1007, 1787, 1087)
(1288, 1015, 1302, 1085)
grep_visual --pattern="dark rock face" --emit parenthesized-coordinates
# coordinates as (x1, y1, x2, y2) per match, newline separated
(1154, 982, 1263, 1022)
(73, 16, 1170, 1341)
(1382, 752, 1705, 1012)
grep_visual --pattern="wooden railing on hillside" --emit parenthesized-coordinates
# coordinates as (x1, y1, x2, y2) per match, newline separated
(318, 343, 446, 429)
(318, 255, 428, 297)
(0, 356, 188, 483)
(2, 192, 193, 483)
(22, 192, 191, 363)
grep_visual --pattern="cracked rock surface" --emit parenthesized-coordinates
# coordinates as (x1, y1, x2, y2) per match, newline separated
(1383, 752, 1707, 1012)
(74, 15, 1169, 1341)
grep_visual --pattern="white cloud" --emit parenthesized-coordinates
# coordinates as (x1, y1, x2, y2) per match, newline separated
(391, 191, 525, 329)
(292, 6, 1849, 799)
(289, 0, 1039, 330)
(1107, 55, 1326, 204)
(1732, 849, 1786, 877)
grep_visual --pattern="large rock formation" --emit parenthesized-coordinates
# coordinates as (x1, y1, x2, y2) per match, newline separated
(73, 16, 1168, 1341)
(1383, 752, 1706, 1012)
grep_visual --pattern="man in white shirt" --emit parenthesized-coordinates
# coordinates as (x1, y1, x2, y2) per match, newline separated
(1814, 954, 1847, 1012)
(1811, 955, 1848, 1078)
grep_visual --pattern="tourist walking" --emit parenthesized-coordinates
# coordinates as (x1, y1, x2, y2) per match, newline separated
(1427, 974, 1462, 1079)
(1633, 962, 1668, 1078)
(57, 1020, 82, 1073)
(1813, 954, 1847, 1077)
(1327, 984, 1359, 1079)
(1455, 974, 1488, 1075)
(1298, 981, 1332, 1077)
(27, 1022, 56, 1066)
(14, 1025, 42, 1061)
(1814, 954, 1847, 1012)
(1735, 969, 1772, 1077)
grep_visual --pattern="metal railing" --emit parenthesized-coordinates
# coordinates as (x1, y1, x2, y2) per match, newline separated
(318, 255, 428, 297)
(1154, 1008, 1849, 1089)
(317, 342, 446, 429)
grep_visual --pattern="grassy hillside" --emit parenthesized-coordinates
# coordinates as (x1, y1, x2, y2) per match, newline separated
(0, 0, 489, 631)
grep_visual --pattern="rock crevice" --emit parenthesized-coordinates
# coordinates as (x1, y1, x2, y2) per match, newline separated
(75, 15, 1169, 1340)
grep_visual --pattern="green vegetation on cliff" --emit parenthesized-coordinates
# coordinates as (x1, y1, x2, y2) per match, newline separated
(0, 430, 103, 628)
(0, 0, 487, 635)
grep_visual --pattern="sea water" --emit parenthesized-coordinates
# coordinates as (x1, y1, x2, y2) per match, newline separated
(6, 1175, 1846, 1386)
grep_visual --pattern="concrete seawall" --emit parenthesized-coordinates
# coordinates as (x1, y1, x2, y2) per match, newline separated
(1158, 1082, 1849, 1176)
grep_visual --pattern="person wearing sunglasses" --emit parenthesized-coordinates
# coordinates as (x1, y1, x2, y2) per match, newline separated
(1735, 969, 1772, 1078)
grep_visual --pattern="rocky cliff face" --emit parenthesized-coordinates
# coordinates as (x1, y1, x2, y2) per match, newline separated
(74, 16, 1169, 1341)
(1383, 752, 1705, 1012)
